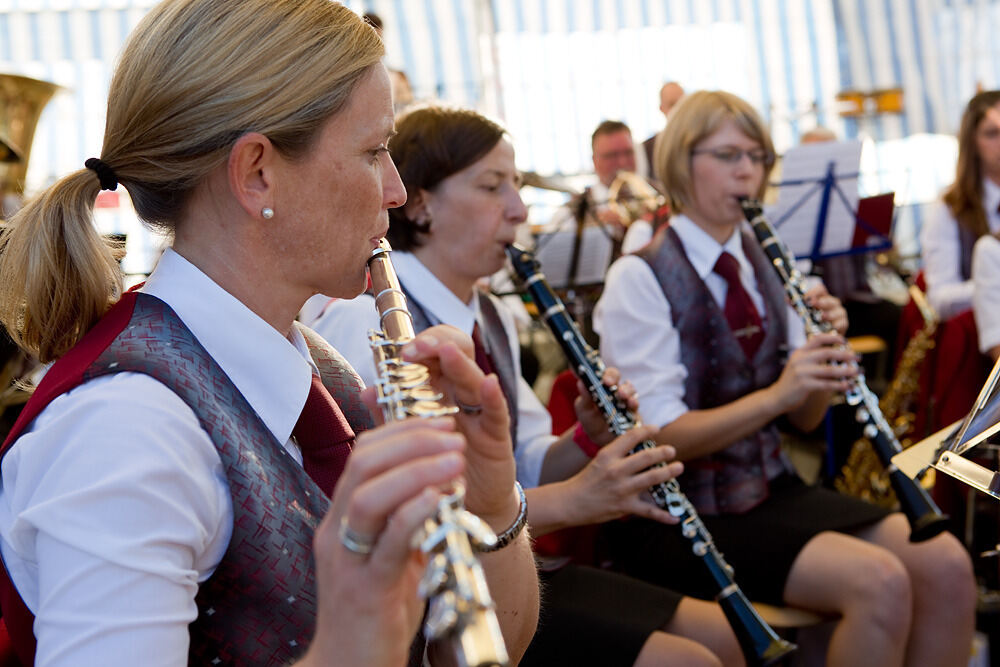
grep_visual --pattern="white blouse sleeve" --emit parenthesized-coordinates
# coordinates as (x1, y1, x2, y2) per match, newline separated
(973, 235, 1000, 354)
(0, 373, 231, 667)
(594, 256, 690, 428)
(921, 201, 975, 319)
(490, 296, 555, 489)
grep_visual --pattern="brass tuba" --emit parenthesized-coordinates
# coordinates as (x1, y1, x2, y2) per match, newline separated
(0, 73, 61, 217)
(1, 74, 60, 436)
(605, 170, 665, 225)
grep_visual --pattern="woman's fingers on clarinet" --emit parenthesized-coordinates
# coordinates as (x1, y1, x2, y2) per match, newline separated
(602, 424, 661, 456)
(630, 461, 684, 491)
(617, 381, 640, 410)
(619, 442, 679, 474)
(601, 366, 622, 387)
(633, 496, 681, 525)
(803, 331, 844, 348)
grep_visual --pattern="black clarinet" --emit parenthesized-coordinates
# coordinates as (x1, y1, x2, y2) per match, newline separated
(505, 244, 796, 667)
(738, 198, 949, 543)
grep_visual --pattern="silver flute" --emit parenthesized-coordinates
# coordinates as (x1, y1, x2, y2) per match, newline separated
(367, 239, 509, 667)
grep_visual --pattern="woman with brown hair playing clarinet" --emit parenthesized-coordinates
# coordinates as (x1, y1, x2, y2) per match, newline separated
(594, 89, 975, 667)
(310, 104, 746, 667)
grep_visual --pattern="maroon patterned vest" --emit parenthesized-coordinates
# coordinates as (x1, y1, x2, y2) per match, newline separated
(0, 292, 374, 666)
(636, 226, 795, 514)
(400, 284, 520, 446)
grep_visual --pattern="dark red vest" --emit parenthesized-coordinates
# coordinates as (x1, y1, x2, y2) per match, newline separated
(636, 227, 795, 514)
(0, 292, 373, 666)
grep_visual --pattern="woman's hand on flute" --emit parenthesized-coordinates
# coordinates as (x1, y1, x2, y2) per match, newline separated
(303, 417, 466, 667)
(399, 325, 518, 530)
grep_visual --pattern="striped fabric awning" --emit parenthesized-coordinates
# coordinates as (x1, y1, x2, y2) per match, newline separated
(1, 0, 996, 265)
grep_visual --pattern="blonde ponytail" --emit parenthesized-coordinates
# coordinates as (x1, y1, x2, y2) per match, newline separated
(0, 0, 382, 363)
(0, 170, 122, 362)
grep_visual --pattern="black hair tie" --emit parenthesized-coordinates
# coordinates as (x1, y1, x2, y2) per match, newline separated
(84, 157, 118, 191)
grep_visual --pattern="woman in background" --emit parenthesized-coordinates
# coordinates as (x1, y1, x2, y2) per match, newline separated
(595, 89, 976, 667)
(922, 89, 1000, 319)
(311, 104, 745, 667)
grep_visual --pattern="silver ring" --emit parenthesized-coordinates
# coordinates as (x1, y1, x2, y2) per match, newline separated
(338, 516, 376, 556)
(455, 399, 483, 416)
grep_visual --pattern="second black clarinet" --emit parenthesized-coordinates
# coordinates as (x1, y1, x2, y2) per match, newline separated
(505, 243, 796, 667)
(737, 198, 949, 543)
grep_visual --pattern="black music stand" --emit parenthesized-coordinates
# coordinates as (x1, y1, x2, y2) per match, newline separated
(531, 190, 614, 345)
(769, 140, 891, 265)
(895, 356, 1000, 499)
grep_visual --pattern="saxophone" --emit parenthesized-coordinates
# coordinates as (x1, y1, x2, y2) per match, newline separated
(367, 239, 509, 667)
(835, 285, 938, 506)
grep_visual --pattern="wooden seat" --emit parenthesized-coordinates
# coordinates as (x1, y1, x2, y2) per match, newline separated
(847, 334, 887, 356)
(753, 602, 832, 629)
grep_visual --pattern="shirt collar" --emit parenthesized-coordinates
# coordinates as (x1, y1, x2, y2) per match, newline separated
(670, 214, 752, 281)
(393, 251, 479, 335)
(141, 248, 313, 446)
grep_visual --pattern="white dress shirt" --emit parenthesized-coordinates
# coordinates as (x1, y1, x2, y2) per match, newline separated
(921, 179, 1000, 319)
(0, 248, 317, 666)
(307, 251, 556, 489)
(594, 215, 806, 428)
(973, 235, 1000, 355)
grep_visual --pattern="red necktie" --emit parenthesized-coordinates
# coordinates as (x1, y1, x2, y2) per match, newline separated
(292, 374, 355, 497)
(471, 322, 495, 376)
(713, 251, 765, 360)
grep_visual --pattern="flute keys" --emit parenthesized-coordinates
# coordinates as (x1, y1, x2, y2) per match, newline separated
(425, 590, 460, 639)
(420, 554, 450, 596)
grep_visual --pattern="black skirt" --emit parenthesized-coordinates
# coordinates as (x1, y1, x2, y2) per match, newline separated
(598, 474, 891, 605)
(519, 563, 683, 667)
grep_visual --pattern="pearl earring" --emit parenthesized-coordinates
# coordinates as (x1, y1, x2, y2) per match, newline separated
(261, 207, 274, 219)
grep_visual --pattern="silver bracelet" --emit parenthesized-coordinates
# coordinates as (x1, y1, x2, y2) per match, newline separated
(477, 482, 527, 552)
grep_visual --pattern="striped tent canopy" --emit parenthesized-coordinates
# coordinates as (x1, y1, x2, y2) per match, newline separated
(2, 0, 998, 263)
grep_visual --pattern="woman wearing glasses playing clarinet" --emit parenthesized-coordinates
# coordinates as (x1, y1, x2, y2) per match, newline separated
(594, 90, 975, 667)
(310, 105, 748, 667)
(0, 2, 539, 665)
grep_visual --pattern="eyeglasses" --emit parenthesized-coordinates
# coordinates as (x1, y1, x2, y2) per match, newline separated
(595, 148, 636, 161)
(691, 147, 774, 166)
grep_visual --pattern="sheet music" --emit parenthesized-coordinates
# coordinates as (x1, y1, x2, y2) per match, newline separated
(766, 139, 863, 260)
(532, 225, 614, 288)
(949, 357, 1000, 457)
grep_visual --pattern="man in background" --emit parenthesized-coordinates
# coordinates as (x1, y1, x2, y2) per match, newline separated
(639, 81, 685, 184)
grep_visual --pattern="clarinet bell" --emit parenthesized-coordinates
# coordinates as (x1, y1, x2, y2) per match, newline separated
(888, 468, 950, 542)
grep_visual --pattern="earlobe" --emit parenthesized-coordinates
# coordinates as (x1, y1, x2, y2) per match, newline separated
(402, 188, 431, 224)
